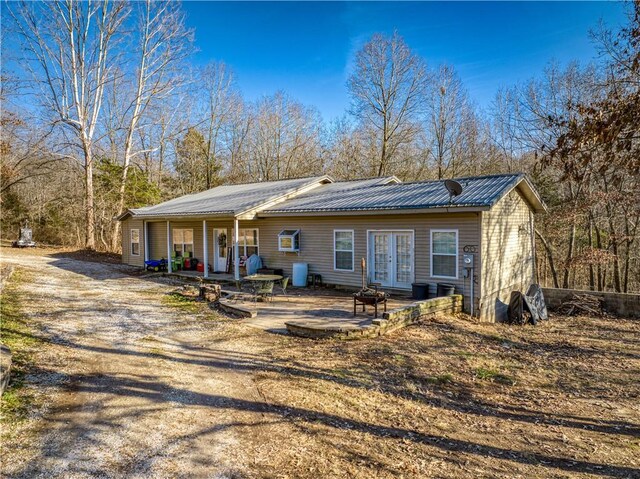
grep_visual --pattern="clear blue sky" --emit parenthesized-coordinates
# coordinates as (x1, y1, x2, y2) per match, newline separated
(184, 1, 627, 120)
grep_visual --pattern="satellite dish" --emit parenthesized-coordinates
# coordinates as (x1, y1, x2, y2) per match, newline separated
(444, 179, 463, 203)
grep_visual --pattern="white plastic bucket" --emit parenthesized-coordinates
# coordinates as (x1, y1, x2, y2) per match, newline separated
(292, 263, 308, 287)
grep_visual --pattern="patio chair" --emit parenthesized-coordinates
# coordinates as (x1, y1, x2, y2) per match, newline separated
(276, 277, 290, 298)
(253, 281, 274, 305)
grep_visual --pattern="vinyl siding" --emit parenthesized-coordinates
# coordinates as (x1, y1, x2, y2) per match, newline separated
(121, 218, 145, 267)
(129, 214, 480, 313)
(480, 188, 535, 323)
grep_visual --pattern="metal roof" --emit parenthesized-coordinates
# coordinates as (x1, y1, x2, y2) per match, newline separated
(118, 173, 546, 221)
(263, 173, 546, 214)
(120, 175, 332, 219)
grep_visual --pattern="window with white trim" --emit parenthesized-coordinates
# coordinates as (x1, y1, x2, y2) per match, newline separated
(173, 228, 194, 256)
(131, 228, 140, 256)
(232, 228, 259, 257)
(431, 230, 458, 278)
(334, 230, 354, 271)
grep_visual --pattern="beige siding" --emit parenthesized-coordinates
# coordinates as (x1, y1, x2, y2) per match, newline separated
(480, 188, 535, 323)
(121, 218, 145, 267)
(127, 213, 481, 313)
(255, 213, 480, 313)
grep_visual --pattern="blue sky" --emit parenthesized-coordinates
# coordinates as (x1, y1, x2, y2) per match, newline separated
(185, 1, 626, 120)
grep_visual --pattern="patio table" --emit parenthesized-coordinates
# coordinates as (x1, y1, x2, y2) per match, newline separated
(244, 274, 283, 302)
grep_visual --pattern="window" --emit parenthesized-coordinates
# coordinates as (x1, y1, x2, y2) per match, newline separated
(278, 229, 300, 252)
(233, 229, 259, 257)
(173, 228, 194, 256)
(334, 230, 354, 271)
(131, 229, 140, 256)
(431, 230, 458, 278)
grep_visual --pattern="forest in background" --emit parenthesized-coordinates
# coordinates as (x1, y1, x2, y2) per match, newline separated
(1, 1, 638, 293)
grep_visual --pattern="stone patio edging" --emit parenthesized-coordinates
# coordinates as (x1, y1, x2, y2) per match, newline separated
(285, 295, 463, 340)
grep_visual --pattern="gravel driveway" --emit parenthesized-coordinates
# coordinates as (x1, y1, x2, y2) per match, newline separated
(1, 250, 273, 478)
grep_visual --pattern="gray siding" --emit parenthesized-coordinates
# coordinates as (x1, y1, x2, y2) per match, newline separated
(480, 188, 535, 323)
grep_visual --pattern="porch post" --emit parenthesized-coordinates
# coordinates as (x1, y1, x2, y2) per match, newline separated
(203, 219, 209, 279)
(166, 220, 172, 273)
(143, 220, 149, 262)
(234, 217, 240, 280)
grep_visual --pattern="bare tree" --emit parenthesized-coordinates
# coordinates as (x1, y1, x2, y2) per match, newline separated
(10, 0, 128, 249)
(198, 61, 241, 188)
(347, 32, 428, 177)
(109, 0, 192, 250)
(423, 64, 477, 179)
(247, 92, 324, 181)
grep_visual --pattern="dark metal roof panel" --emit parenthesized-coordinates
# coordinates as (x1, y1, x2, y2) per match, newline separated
(264, 174, 525, 213)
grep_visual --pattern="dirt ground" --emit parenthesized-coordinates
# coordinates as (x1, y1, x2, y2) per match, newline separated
(1, 247, 638, 478)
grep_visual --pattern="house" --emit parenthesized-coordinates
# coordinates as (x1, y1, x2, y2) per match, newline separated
(117, 173, 546, 322)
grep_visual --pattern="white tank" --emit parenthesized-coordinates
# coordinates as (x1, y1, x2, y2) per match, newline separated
(292, 262, 308, 287)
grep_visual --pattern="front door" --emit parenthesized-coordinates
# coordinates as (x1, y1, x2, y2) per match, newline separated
(214, 229, 228, 272)
(369, 231, 414, 289)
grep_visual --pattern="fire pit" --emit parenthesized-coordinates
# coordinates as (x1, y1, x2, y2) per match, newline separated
(353, 285, 388, 319)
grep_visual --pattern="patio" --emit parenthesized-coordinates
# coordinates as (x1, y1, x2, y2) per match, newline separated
(221, 286, 414, 334)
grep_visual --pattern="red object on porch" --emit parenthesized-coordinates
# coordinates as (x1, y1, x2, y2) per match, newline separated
(184, 258, 191, 269)
(196, 262, 204, 273)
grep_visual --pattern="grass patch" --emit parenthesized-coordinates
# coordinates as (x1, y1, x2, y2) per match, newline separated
(162, 292, 201, 314)
(475, 366, 515, 385)
(0, 268, 41, 424)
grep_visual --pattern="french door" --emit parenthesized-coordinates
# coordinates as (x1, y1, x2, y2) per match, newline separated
(369, 231, 414, 289)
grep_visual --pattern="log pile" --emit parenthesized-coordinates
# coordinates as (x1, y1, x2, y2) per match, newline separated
(555, 293, 605, 316)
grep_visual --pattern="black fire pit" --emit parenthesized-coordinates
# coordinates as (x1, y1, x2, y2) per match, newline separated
(353, 285, 388, 319)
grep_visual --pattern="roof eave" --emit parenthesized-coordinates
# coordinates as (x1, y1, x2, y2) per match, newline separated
(517, 177, 548, 213)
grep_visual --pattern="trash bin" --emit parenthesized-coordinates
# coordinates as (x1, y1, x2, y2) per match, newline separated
(427, 283, 437, 298)
(411, 283, 429, 300)
(190, 258, 199, 271)
(437, 282, 456, 297)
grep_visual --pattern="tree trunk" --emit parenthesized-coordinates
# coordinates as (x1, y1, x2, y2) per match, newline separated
(535, 229, 559, 288)
(84, 148, 96, 250)
(588, 214, 595, 291)
(562, 222, 575, 289)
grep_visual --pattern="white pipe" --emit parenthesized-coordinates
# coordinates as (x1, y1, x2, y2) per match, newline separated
(166, 221, 172, 273)
(203, 220, 209, 279)
(234, 218, 240, 280)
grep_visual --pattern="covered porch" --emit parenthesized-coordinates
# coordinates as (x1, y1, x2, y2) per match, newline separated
(143, 216, 258, 281)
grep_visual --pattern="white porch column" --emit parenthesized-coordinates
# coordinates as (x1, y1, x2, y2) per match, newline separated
(234, 218, 240, 280)
(166, 220, 172, 273)
(143, 220, 149, 262)
(203, 219, 209, 279)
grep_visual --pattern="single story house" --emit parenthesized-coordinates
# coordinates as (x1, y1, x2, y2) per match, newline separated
(117, 173, 546, 322)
